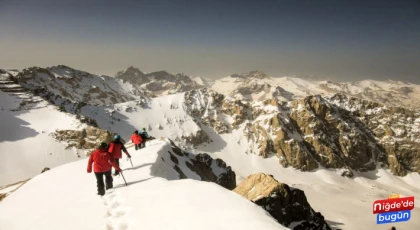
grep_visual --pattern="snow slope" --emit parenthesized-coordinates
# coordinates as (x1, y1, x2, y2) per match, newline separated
(0, 139, 288, 230)
(0, 91, 86, 186)
(197, 127, 420, 230)
(73, 92, 420, 230)
(79, 93, 202, 146)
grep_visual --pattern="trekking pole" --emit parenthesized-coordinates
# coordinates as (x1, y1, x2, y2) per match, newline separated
(120, 171, 128, 186)
(129, 158, 133, 167)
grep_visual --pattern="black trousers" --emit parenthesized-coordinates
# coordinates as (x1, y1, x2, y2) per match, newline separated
(94, 170, 113, 196)
(141, 140, 146, 148)
(134, 143, 141, 150)
(114, 158, 120, 175)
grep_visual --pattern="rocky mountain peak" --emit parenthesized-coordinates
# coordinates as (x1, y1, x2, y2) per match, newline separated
(115, 66, 147, 84)
(230, 70, 270, 79)
(115, 67, 205, 97)
(124, 66, 144, 75)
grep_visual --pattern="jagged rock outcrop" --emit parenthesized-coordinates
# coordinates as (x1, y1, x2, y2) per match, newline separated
(153, 139, 236, 190)
(52, 126, 114, 154)
(182, 129, 212, 147)
(222, 99, 251, 129)
(234, 173, 331, 230)
(116, 67, 205, 97)
(184, 89, 230, 133)
(328, 94, 420, 176)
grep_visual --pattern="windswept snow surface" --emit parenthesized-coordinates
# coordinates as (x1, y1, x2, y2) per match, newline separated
(80, 93, 201, 145)
(0, 139, 288, 230)
(196, 127, 420, 230)
(0, 91, 86, 186)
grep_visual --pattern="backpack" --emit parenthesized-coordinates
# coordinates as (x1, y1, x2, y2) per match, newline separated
(140, 133, 147, 139)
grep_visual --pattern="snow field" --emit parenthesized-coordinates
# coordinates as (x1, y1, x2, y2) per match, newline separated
(0, 139, 289, 230)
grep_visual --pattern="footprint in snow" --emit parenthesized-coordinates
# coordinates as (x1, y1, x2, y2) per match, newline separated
(103, 189, 132, 230)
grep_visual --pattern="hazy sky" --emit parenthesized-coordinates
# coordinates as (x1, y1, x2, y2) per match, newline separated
(0, 0, 419, 82)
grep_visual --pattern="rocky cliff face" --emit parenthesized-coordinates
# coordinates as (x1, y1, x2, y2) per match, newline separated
(52, 126, 115, 156)
(327, 94, 420, 176)
(183, 89, 230, 134)
(152, 139, 236, 190)
(184, 88, 420, 177)
(116, 66, 205, 97)
(234, 173, 331, 230)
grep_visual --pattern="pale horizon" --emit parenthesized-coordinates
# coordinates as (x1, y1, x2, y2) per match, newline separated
(1, 0, 419, 83)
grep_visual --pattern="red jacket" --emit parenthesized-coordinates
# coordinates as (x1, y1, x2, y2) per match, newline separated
(87, 149, 120, 173)
(108, 140, 129, 159)
(131, 133, 143, 144)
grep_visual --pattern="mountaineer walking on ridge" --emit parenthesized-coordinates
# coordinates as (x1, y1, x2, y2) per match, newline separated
(108, 134, 131, 176)
(139, 128, 150, 148)
(87, 142, 122, 196)
(131, 130, 143, 150)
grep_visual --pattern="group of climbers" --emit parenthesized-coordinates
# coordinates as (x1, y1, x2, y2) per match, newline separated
(87, 134, 131, 196)
(86, 129, 151, 196)
(130, 128, 150, 150)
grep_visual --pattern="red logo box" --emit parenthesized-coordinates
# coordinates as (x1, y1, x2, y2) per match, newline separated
(373, 196, 415, 214)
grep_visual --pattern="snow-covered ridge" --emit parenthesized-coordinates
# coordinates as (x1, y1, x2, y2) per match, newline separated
(0, 139, 290, 230)
(10, 65, 150, 106)
(0, 89, 88, 186)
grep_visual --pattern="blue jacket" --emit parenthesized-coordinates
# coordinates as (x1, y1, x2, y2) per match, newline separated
(139, 130, 150, 139)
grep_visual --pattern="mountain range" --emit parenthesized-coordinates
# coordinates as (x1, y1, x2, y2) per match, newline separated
(1, 65, 419, 230)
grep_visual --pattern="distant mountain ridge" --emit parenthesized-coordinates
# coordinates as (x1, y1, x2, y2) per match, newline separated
(115, 66, 206, 97)
(6, 65, 149, 106)
(3, 65, 420, 109)
(211, 70, 420, 109)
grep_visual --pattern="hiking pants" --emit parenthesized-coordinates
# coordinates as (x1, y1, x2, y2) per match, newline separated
(113, 158, 120, 175)
(94, 170, 113, 196)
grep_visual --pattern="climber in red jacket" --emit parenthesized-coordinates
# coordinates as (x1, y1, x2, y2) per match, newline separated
(131, 130, 143, 150)
(87, 142, 122, 196)
(108, 134, 131, 176)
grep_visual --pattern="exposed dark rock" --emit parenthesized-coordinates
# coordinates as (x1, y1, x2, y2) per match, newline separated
(154, 139, 236, 190)
(234, 173, 331, 230)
